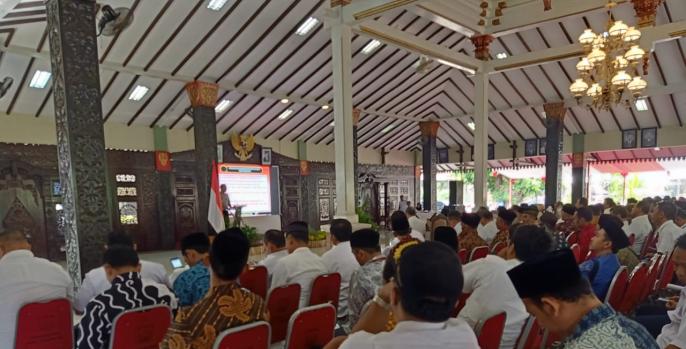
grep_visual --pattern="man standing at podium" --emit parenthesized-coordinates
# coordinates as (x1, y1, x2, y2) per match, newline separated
(220, 184, 231, 212)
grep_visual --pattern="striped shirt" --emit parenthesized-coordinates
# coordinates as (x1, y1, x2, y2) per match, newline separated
(75, 272, 177, 349)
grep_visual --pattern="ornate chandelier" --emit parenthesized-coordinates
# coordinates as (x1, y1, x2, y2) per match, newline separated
(569, 1, 648, 110)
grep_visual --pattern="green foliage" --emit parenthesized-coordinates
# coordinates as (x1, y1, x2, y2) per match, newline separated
(308, 230, 327, 241)
(512, 178, 545, 204)
(356, 205, 379, 231)
(240, 225, 261, 246)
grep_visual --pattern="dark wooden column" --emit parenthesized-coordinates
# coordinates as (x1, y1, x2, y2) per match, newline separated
(153, 127, 175, 249)
(353, 108, 360, 206)
(571, 134, 586, 204)
(419, 121, 439, 211)
(543, 102, 566, 208)
(46, 0, 112, 283)
(186, 81, 218, 233)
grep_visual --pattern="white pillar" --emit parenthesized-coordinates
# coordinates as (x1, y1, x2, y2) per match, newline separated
(473, 72, 489, 208)
(331, 23, 357, 221)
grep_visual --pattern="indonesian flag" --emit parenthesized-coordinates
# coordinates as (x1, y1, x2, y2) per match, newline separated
(208, 161, 225, 233)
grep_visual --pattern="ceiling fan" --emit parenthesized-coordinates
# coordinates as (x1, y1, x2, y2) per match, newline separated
(97, 5, 134, 37)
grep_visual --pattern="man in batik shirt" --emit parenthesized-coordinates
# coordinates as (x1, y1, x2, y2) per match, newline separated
(348, 229, 386, 332)
(508, 249, 658, 349)
(161, 228, 268, 349)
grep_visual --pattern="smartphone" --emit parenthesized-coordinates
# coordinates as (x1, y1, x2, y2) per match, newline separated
(170, 257, 184, 269)
(657, 297, 670, 303)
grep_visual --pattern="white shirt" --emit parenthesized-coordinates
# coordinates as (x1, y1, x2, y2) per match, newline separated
(321, 241, 359, 318)
(622, 220, 630, 236)
(384, 230, 426, 255)
(459, 255, 528, 349)
(340, 318, 480, 349)
(658, 287, 686, 348)
(399, 201, 408, 213)
(454, 222, 462, 235)
(74, 259, 168, 312)
(258, 249, 289, 286)
(0, 250, 73, 349)
(408, 216, 427, 235)
(628, 214, 652, 254)
(477, 220, 498, 244)
(270, 247, 327, 308)
(656, 220, 684, 254)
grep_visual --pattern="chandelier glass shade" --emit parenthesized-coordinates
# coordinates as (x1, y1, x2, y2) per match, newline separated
(569, 3, 648, 111)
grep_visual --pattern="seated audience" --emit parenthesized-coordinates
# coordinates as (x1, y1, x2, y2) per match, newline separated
(507, 249, 658, 348)
(330, 241, 479, 348)
(76, 246, 176, 349)
(348, 229, 385, 331)
(676, 208, 686, 231)
(0, 229, 72, 349)
(491, 208, 516, 250)
(655, 234, 686, 348)
(434, 226, 459, 252)
(271, 221, 327, 307)
(578, 214, 625, 300)
(173, 232, 211, 307)
(427, 213, 449, 239)
(459, 225, 552, 349)
(629, 199, 653, 254)
(447, 210, 462, 235)
(604, 198, 617, 214)
(322, 219, 360, 328)
(556, 204, 577, 236)
(477, 210, 498, 244)
(75, 231, 168, 312)
(575, 207, 596, 258)
(540, 211, 566, 250)
(591, 204, 604, 225)
(257, 229, 288, 286)
(654, 202, 682, 254)
(386, 211, 425, 255)
(457, 213, 487, 254)
(161, 228, 267, 349)
(576, 197, 589, 209)
(602, 215, 640, 272)
(519, 206, 540, 225)
(612, 206, 631, 234)
(405, 207, 426, 235)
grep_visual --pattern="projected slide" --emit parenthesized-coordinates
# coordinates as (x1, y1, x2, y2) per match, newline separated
(218, 164, 271, 216)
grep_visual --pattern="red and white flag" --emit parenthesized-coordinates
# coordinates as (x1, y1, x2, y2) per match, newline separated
(208, 161, 225, 233)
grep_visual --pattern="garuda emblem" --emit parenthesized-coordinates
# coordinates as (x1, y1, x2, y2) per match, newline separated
(230, 133, 255, 161)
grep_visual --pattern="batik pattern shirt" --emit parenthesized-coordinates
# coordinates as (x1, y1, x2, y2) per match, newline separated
(348, 256, 385, 331)
(490, 229, 509, 250)
(458, 230, 487, 255)
(75, 272, 177, 349)
(160, 283, 268, 349)
(173, 262, 210, 307)
(563, 304, 658, 349)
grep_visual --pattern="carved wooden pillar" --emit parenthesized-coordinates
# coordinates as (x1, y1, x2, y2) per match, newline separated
(543, 102, 566, 208)
(471, 34, 495, 61)
(631, 0, 663, 28)
(185, 81, 218, 233)
(419, 121, 440, 211)
(46, 0, 112, 285)
(353, 108, 360, 206)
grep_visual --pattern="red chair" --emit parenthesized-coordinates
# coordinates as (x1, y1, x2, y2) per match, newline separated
(642, 255, 663, 301)
(240, 265, 269, 299)
(476, 312, 507, 349)
(514, 317, 544, 349)
(641, 231, 657, 258)
(284, 304, 336, 349)
(604, 266, 628, 309)
(309, 273, 341, 310)
(658, 252, 675, 290)
(109, 304, 172, 349)
(15, 298, 73, 349)
(267, 284, 301, 343)
(628, 234, 635, 246)
(213, 321, 271, 349)
(452, 293, 471, 317)
(458, 249, 468, 264)
(570, 244, 582, 264)
(469, 246, 490, 262)
(566, 232, 578, 246)
(616, 262, 649, 314)
(491, 242, 506, 255)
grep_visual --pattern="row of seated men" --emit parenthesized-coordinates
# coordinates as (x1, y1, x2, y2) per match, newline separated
(0, 206, 685, 348)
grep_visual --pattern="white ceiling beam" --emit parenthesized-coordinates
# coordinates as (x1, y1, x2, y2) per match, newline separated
(336, 0, 428, 25)
(486, 0, 629, 36)
(411, 1, 479, 37)
(487, 20, 686, 73)
(354, 20, 483, 73)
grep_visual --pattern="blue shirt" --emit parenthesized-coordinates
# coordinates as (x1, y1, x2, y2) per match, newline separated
(579, 253, 620, 300)
(564, 304, 658, 349)
(173, 263, 210, 307)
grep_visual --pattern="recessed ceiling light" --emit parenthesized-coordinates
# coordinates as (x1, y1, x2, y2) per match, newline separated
(128, 85, 149, 101)
(329, 121, 335, 127)
(635, 98, 648, 111)
(280, 98, 289, 104)
(29, 70, 51, 89)
(382, 124, 395, 133)
(467, 121, 476, 130)
(361, 40, 382, 54)
(207, 0, 229, 11)
(654, 147, 661, 151)
(321, 105, 330, 110)
(215, 99, 232, 113)
(496, 52, 508, 59)
(277, 109, 294, 120)
(296, 17, 319, 36)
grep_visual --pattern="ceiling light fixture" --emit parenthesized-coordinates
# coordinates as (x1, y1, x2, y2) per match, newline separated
(207, 0, 229, 11)
(321, 105, 330, 110)
(382, 124, 395, 133)
(280, 98, 289, 104)
(467, 121, 476, 130)
(128, 85, 149, 101)
(215, 99, 232, 113)
(277, 109, 294, 120)
(496, 52, 508, 59)
(29, 70, 51, 89)
(330, 121, 335, 127)
(361, 40, 382, 54)
(635, 98, 648, 111)
(296, 17, 319, 36)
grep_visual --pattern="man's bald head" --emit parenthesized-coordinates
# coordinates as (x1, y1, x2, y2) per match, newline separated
(0, 229, 30, 256)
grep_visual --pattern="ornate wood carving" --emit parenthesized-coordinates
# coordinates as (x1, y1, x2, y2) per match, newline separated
(185, 81, 218, 108)
(471, 34, 495, 61)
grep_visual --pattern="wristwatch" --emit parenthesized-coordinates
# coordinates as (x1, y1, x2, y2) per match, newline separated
(373, 294, 390, 310)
